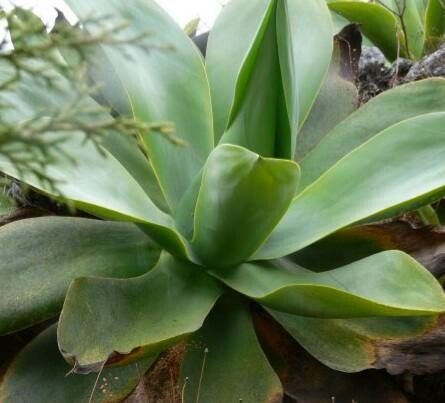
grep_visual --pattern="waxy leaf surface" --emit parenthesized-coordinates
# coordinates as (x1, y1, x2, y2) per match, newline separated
(301, 79, 445, 189)
(0, 58, 187, 257)
(425, 0, 445, 52)
(291, 221, 445, 277)
(215, 251, 445, 318)
(206, 0, 274, 143)
(67, 0, 214, 212)
(0, 217, 159, 335)
(277, 0, 333, 152)
(180, 298, 283, 403)
(328, 1, 404, 60)
(254, 309, 409, 402)
(271, 310, 444, 374)
(0, 325, 155, 402)
(192, 144, 300, 268)
(58, 253, 223, 371)
(256, 111, 445, 259)
(296, 24, 360, 160)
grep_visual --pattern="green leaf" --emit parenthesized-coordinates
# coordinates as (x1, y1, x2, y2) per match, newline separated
(218, 6, 280, 156)
(0, 133, 187, 255)
(0, 217, 160, 335)
(180, 297, 283, 403)
(0, 325, 155, 403)
(205, 0, 274, 143)
(325, 1, 374, 45)
(66, 0, 214, 212)
(277, 0, 333, 155)
(175, 171, 203, 241)
(400, 0, 426, 59)
(418, 204, 441, 225)
(300, 79, 445, 190)
(254, 309, 409, 402)
(86, 46, 132, 116)
(207, 0, 332, 157)
(183, 17, 200, 36)
(57, 15, 170, 215)
(214, 251, 445, 318)
(0, 194, 15, 216)
(329, 1, 404, 60)
(270, 310, 439, 373)
(0, 134, 166, 225)
(295, 24, 360, 160)
(290, 221, 445, 276)
(425, 0, 445, 53)
(385, 0, 426, 59)
(191, 145, 300, 268)
(101, 134, 169, 214)
(256, 111, 445, 259)
(0, 58, 187, 257)
(54, 17, 132, 117)
(58, 253, 223, 372)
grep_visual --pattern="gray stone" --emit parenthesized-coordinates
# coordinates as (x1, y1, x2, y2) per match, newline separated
(358, 46, 386, 70)
(405, 46, 445, 82)
(357, 47, 393, 103)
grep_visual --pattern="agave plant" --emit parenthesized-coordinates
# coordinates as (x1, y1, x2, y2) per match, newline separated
(2, 0, 445, 401)
(328, 0, 445, 60)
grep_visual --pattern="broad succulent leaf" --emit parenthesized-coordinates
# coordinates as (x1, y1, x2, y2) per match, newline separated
(214, 251, 445, 317)
(66, 0, 214, 213)
(2, 0, 445, 396)
(83, 46, 132, 117)
(0, 217, 160, 335)
(329, 0, 437, 60)
(325, 0, 360, 34)
(7, 16, 166, 213)
(58, 253, 223, 372)
(180, 298, 283, 403)
(0, 132, 187, 255)
(101, 134, 170, 213)
(253, 310, 411, 402)
(191, 144, 300, 268)
(205, 0, 275, 144)
(0, 58, 188, 257)
(256, 110, 445, 259)
(0, 325, 155, 403)
(425, 0, 445, 52)
(384, 0, 425, 59)
(0, 133, 167, 226)
(206, 0, 333, 157)
(300, 79, 445, 189)
(63, 38, 170, 212)
(405, 0, 427, 57)
(276, 0, 333, 152)
(55, 22, 132, 117)
(218, 10, 280, 156)
(296, 24, 360, 160)
(328, 1, 404, 60)
(270, 310, 440, 374)
(291, 221, 445, 277)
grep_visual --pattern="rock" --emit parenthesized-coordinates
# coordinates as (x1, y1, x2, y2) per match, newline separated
(404, 46, 445, 82)
(359, 46, 386, 69)
(356, 44, 445, 103)
(392, 58, 414, 77)
(356, 47, 393, 103)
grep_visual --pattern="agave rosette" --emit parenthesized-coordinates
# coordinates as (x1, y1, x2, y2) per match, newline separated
(2, 0, 445, 401)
